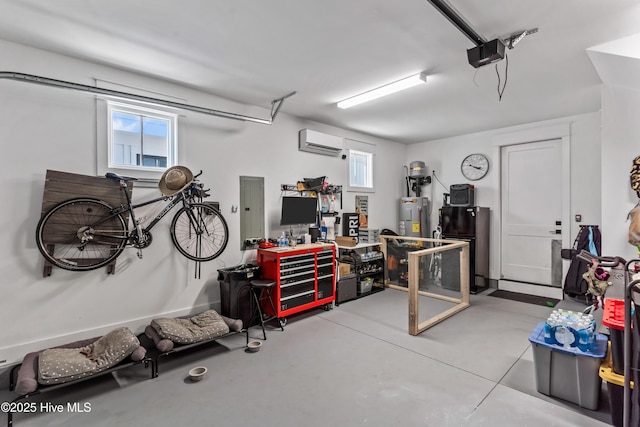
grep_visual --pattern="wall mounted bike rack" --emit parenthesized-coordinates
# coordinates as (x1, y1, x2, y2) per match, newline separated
(0, 71, 296, 125)
(39, 170, 134, 277)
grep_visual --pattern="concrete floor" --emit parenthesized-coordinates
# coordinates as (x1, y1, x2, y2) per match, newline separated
(1, 288, 615, 426)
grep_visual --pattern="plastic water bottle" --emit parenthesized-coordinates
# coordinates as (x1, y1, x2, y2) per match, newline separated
(545, 309, 597, 351)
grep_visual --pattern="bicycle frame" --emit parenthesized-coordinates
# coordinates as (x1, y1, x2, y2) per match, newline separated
(128, 192, 185, 232)
(91, 179, 195, 244)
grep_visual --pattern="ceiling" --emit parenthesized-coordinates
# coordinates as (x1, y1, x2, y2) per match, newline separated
(1, 0, 640, 144)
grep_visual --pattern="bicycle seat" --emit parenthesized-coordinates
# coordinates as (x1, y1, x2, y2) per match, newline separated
(105, 172, 138, 182)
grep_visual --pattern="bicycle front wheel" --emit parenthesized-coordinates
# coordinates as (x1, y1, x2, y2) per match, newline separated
(170, 203, 229, 261)
(35, 198, 128, 271)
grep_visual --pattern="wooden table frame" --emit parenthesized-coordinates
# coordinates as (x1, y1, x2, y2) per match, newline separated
(379, 236, 470, 336)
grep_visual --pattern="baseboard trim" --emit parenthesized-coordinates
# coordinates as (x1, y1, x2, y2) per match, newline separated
(0, 302, 218, 367)
(498, 280, 563, 300)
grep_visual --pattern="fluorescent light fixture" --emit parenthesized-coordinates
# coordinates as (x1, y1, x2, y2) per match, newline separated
(337, 72, 427, 109)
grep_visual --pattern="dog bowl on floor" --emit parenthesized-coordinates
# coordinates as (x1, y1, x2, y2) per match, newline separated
(247, 340, 262, 352)
(188, 366, 207, 382)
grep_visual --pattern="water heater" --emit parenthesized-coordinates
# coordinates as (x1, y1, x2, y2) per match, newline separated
(399, 197, 430, 238)
(409, 161, 427, 179)
(406, 161, 431, 197)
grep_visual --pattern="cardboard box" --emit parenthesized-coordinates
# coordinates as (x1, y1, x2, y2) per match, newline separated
(339, 262, 351, 277)
(335, 236, 357, 247)
(356, 195, 368, 228)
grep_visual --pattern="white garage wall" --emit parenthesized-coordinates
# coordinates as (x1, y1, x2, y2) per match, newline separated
(406, 112, 602, 281)
(586, 37, 640, 272)
(0, 39, 406, 365)
(601, 84, 640, 260)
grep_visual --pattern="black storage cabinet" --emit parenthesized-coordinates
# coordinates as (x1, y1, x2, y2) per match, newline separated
(218, 264, 261, 328)
(337, 274, 357, 303)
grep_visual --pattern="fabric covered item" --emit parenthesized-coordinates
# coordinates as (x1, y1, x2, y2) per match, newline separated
(629, 155, 640, 196)
(14, 352, 38, 395)
(190, 310, 223, 328)
(145, 312, 241, 352)
(582, 260, 611, 298)
(38, 327, 140, 385)
(564, 225, 601, 300)
(129, 345, 147, 361)
(144, 325, 174, 352)
(14, 337, 100, 395)
(220, 314, 243, 332)
(151, 310, 229, 345)
(628, 205, 640, 247)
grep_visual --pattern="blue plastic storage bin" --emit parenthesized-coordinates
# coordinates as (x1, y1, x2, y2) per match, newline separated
(529, 322, 608, 410)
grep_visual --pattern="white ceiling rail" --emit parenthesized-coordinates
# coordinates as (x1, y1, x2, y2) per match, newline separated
(0, 71, 296, 125)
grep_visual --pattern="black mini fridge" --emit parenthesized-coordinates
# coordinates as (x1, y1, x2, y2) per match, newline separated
(439, 206, 490, 294)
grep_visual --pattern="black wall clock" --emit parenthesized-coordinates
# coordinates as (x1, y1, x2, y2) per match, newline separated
(461, 153, 489, 181)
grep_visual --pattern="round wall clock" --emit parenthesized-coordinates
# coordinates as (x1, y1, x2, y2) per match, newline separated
(461, 153, 489, 181)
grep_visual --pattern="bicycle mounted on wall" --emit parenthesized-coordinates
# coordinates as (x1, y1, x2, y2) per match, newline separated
(35, 167, 229, 275)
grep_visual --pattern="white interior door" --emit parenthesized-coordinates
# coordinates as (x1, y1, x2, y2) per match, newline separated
(501, 140, 563, 293)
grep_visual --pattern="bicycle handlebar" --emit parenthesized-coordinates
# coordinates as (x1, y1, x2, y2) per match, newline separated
(193, 170, 203, 180)
(187, 183, 210, 198)
(576, 249, 626, 267)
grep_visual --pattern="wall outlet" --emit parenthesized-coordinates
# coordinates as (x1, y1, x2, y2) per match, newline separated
(243, 238, 260, 250)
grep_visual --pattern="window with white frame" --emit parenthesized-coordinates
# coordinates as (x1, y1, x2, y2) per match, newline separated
(347, 147, 375, 193)
(107, 101, 177, 171)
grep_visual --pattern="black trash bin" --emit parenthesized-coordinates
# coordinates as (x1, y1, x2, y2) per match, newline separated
(218, 264, 261, 328)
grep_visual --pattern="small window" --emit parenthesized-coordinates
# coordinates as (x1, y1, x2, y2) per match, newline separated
(107, 101, 177, 172)
(347, 149, 375, 192)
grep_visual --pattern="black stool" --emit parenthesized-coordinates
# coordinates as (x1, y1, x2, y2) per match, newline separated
(247, 279, 284, 344)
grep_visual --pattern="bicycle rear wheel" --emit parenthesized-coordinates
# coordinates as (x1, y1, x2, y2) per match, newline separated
(35, 198, 128, 271)
(170, 203, 229, 261)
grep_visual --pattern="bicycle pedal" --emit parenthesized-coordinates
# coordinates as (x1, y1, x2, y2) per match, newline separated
(137, 250, 143, 259)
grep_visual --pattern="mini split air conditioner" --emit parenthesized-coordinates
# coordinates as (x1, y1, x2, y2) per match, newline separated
(298, 129, 343, 156)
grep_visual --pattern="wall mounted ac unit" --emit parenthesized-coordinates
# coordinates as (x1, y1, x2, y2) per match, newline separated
(298, 129, 343, 156)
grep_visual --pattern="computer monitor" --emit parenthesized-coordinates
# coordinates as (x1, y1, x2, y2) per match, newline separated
(280, 196, 318, 226)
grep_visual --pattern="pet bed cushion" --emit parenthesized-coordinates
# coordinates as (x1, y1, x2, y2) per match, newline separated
(38, 327, 141, 385)
(144, 325, 174, 353)
(145, 313, 242, 352)
(15, 337, 99, 395)
(151, 310, 229, 345)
